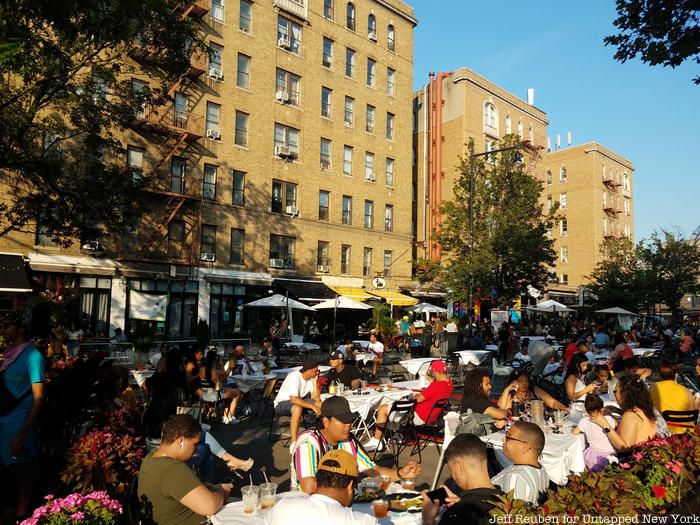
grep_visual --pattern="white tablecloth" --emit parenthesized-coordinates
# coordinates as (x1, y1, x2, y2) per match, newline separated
(228, 374, 275, 394)
(593, 347, 655, 362)
(399, 358, 440, 376)
(130, 369, 155, 388)
(270, 366, 331, 378)
(321, 388, 412, 420)
(454, 350, 493, 367)
(392, 380, 421, 390)
(354, 352, 376, 365)
(485, 344, 499, 351)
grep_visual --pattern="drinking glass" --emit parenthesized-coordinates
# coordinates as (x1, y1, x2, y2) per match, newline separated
(241, 486, 259, 514)
(360, 379, 368, 393)
(372, 499, 389, 518)
(259, 483, 277, 510)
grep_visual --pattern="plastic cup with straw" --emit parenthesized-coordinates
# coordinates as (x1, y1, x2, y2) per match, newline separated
(259, 467, 277, 510)
(242, 475, 259, 514)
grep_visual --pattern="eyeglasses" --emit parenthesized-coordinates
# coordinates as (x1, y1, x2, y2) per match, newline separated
(504, 432, 528, 444)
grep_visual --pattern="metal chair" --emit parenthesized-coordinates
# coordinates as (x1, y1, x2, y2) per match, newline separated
(256, 378, 278, 423)
(412, 398, 451, 456)
(662, 409, 699, 433)
(372, 398, 420, 467)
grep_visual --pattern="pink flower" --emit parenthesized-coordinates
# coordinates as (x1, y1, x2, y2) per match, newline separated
(70, 511, 85, 520)
(633, 452, 643, 461)
(619, 462, 631, 469)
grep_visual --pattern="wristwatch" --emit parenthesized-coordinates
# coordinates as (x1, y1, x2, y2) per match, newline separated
(603, 427, 611, 434)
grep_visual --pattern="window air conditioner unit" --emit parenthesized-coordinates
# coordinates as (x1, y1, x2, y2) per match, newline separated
(200, 252, 216, 262)
(368, 31, 377, 42)
(206, 129, 221, 140)
(269, 258, 285, 268)
(317, 265, 329, 273)
(320, 159, 330, 170)
(278, 37, 291, 50)
(208, 68, 223, 81)
(275, 90, 289, 103)
(275, 145, 292, 158)
(285, 205, 299, 216)
(367, 174, 376, 182)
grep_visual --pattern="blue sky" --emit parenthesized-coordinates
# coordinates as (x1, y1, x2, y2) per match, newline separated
(411, 1, 700, 240)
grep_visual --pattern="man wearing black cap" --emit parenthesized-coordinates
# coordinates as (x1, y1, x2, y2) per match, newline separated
(291, 396, 421, 494)
(274, 359, 322, 444)
(327, 350, 362, 389)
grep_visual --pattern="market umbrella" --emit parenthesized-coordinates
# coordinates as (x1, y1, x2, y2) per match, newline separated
(594, 307, 639, 316)
(526, 299, 574, 313)
(407, 302, 448, 315)
(242, 293, 314, 311)
(312, 296, 373, 310)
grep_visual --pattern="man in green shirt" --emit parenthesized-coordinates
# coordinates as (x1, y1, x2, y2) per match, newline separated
(138, 415, 232, 524)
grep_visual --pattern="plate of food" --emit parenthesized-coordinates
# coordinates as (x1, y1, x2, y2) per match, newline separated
(355, 478, 385, 502)
(385, 492, 422, 513)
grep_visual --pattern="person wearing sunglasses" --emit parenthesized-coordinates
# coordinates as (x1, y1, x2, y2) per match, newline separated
(491, 422, 549, 506)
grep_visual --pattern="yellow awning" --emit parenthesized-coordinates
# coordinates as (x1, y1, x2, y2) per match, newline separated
(328, 286, 375, 302)
(368, 290, 419, 306)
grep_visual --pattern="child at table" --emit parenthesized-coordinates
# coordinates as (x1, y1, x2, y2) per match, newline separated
(572, 394, 616, 472)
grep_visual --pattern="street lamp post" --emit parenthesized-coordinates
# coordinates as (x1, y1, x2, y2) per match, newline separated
(467, 143, 522, 339)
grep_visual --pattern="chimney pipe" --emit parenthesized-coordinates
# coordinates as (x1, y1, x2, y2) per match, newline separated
(527, 88, 535, 105)
(567, 131, 572, 147)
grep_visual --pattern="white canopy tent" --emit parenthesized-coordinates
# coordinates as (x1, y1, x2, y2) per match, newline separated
(527, 299, 575, 313)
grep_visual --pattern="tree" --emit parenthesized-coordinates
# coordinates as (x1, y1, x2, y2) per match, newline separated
(604, 0, 700, 84)
(0, 0, 204, 244)
(434, 136, 557, 308)
(587, 236, 646, 312)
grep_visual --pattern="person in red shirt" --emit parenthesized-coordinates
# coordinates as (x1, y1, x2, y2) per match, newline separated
(366, 361, 453, 451)
(565, 340, 587, 365)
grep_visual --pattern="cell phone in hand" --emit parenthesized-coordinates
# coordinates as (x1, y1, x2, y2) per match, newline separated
(425, 487, 448, 506)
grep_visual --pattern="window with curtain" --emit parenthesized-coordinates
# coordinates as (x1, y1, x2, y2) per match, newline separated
(346, 3, 355, 30)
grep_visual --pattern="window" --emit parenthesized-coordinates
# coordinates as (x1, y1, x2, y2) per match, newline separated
(367, 14, 376, 37)
(232, 170, 245, 206)
(271, 180, 297, 213)
(546, 170, 552, 185)
(384, 205, 393, 232)
(277, 16, 301, 54)
(168, 220, 185, 258)
(230, 229, 244, 265)
(239, 0, 251, 30)
(387, 67, 395, 95)
(484, 102, 498, 133)
(131, 80, 147, 119)
(346, 2, 355, 30)
(212, 0, 225, 23)
(269, 234, 295, 269)
(624, 224, 630, 237)
(364, 200, 374, 228)
(367, 58, 376, 86)
(623, 173, 630, 192)
(342, 195, 352, 224)
(319, 191, 330, 221)
(171, 156, 186, 194)
(201, 224, 217, 257)
(236, 53, 250, 88)
(624, 198, 630, 216)
(546, 195, 552, 212)
(275, 69, 300, 106)
(366, 104, 375, 133)
(528, 125, 534, 143)
(386, 112, 395, 140)
(365, 152, 374, 181)
(560, 246, 568, 263)
(320, 138, 331, 170)
(559, 166, 567, 182)
(321, 86, 332, 118)
(206, 102, 220, 137)
(203, 165, 217, 201)
(273, 123, 300, 157)
(344, 96, 354, 126)
(345, 48, 355, 77)
(343, 145, 353, 175)
(323, 0, 333, 19)
(484, 139, 497, 163)
(341, 245, 351, 274)
(560, 218, 568, 236)
(383, 250, 392, 277)
(517, 120, 523, 138)
(322, 37, 333, 68)
(385, 158, 394, 186)
(602, 190, 608, 207)
(505, 114, 512, 134)
(209, 43, 223, 77)
(363, 248, 372, 277)
(317, 241, 329, 269)
(560, 192, 567, 210)
(560, 274, 568, 285)
(603, 217, 609, 235)
(234, 110, 248, 146)
(387, 25, 395, 51)
(92, 74, 108, 104)
(127, 146, 144, 180)
(173, 92, 189, 129)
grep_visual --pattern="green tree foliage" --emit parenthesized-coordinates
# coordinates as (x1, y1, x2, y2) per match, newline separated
(605, 0, 700, 84)
(435, 136, 557, 307)
(587, 237, 645, 312)
(0, 0, 204, 244)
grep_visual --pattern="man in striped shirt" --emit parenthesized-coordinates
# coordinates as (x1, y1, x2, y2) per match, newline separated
(291, 396, 421, 494)
(491, 422, 549, 506)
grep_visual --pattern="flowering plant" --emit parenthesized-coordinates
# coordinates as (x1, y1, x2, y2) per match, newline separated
(21, 491, 122, 525)
(60, 427, 144, 495)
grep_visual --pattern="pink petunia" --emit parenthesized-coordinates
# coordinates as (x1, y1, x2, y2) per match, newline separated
(619, 462, 631, 469)
(633, 452, 643, 461)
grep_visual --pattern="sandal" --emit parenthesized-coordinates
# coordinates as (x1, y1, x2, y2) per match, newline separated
(228, 457, 254, 472)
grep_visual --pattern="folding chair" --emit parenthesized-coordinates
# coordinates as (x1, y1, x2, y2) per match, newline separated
(198, 388, 224, 424)
(412, 398, 450, 456)
(662, 409, 699, 433)
(256, 378, 278, 423)
(446, 353, 463, 383)
(372, 398, 420, 467)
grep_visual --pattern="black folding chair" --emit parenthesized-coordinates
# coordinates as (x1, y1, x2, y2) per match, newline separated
(412, 398, 451, 456)
(372, 398, 420, 467)
(662, 409, 699, 433)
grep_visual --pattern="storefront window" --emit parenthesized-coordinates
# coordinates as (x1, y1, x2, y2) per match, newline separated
(209, 283, 247, 338)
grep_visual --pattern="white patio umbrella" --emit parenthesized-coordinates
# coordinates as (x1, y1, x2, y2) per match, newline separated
(312, 296, 373, 310)
(526, 299, 574, 313)
(407, 302, 448, 315)
(242, 293, 315, 311)
(595, 307, 639, 316)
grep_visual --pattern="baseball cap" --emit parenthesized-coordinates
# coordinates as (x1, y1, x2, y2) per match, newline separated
(329, 350, 344, 361)
(300, 359, 319, 372)
(317, 449, 359, 477)
(402, 316, 409, 321)
(321, 396, 359, 423)
(429, 360, 447, 373)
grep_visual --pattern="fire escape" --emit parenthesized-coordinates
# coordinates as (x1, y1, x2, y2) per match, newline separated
(124, 0, 209, 266)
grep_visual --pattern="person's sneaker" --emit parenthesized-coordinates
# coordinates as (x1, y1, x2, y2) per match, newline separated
(229, 417, 241, 425)
(364, 437, 380, 450)
(221, 415, 231, 424)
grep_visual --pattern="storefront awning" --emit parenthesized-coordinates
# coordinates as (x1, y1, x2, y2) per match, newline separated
(328, 286, 375, 302)
(0, 254, 32, 293)
(274, 278, 336, 302)
(368, 290, 419, 306)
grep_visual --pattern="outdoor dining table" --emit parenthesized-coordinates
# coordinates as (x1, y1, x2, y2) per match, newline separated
(593, 347, 657, 363)
(399, 357, 441, 377)
(228, 374, 275, 394)
(454, 350, 493, 367)
(321, 386, 413, 421)
(269, 365, 331, 378)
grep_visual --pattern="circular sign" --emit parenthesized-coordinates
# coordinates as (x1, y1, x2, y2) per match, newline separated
(371, 277, 386, 289)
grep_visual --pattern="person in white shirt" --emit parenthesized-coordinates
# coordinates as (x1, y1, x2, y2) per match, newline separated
(265, 449, 378, 525)
(367, 333, 384, 376)
(336, 340, 355, 361)
(513, 339, 531, 363)
(492, 422, 549, 506)
(445, 320, 459, 333)
(274, 359, 321, 444)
